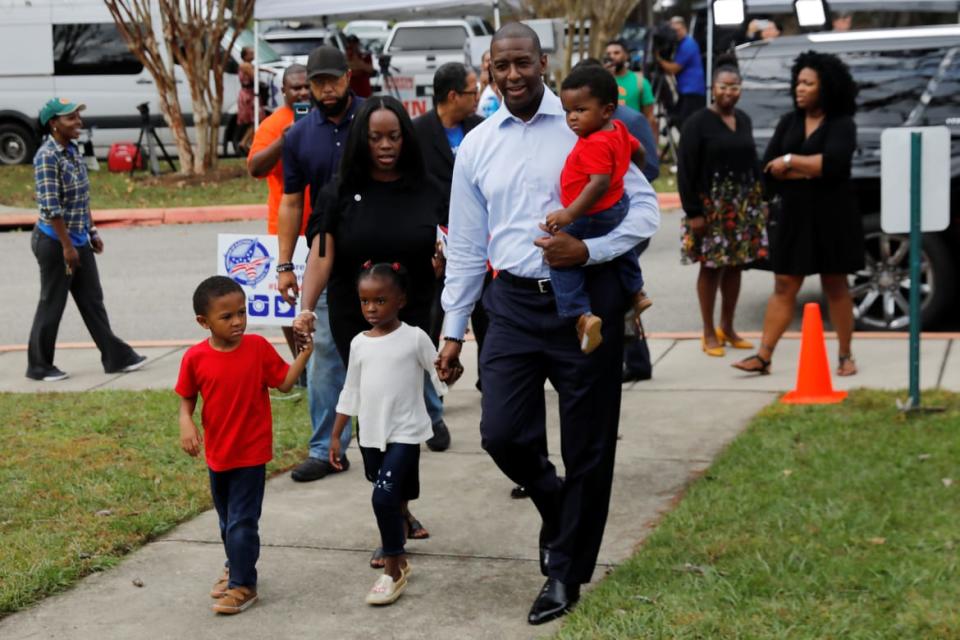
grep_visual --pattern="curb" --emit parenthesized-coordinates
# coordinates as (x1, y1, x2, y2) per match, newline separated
(0, 204, 267, 229)
(1, 331, 956, 354)
(0, 195, 683, 231)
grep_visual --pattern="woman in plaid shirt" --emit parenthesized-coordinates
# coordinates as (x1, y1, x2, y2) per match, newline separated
(26, 98, 146, 382)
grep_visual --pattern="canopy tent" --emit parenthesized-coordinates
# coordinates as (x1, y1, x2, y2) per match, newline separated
(253, 0, 520, 22)
(704, 0, 960, 13)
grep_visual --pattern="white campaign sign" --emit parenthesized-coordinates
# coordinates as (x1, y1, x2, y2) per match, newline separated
(383, 75, 431, 118)
(217, 234, 309, 326)
(880, 126, 951, 234)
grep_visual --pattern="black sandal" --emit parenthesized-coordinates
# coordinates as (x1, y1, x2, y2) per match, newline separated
(837, 354, 858, 377)
(732, 353, 771, 375)
(369, 547, 385, 569)
(406, 514, 430, 540)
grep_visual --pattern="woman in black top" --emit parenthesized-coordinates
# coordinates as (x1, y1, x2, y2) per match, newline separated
(294, 96, 447, 565)
(733, 51, 861, 376)
(678, 63, 768, 358)
(303, 110, 445, 364)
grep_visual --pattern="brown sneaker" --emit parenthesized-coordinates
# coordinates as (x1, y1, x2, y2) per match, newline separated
(633, 290, 653, 315)
(211, 586, 258, 614)
(209, 568, 229, 599)
(576, 314, 603, 354)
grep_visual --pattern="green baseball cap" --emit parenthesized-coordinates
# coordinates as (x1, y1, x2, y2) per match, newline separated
(39, 98, 86, 126)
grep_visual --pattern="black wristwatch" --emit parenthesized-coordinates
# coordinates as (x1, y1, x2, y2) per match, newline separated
(276, 262, 295, 273)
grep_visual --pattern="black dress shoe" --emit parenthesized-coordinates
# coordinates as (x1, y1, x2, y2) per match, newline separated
(426, 420, 451, 451)
(527, 578, 580, 625)
(622, 367, 651, 383)
(510, 485, 529, 499)
(290, 455, 349, 482)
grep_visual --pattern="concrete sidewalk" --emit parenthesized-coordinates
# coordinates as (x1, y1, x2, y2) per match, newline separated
(0, 337, 957, 639)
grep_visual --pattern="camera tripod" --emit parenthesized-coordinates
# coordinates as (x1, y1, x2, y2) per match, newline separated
(377, 54, 402, 101)
(651, 71, 681, 169)
(131, 102, 176, 176)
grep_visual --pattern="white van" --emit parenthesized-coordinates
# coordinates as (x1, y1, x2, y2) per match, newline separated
(0, 0, 287, 165)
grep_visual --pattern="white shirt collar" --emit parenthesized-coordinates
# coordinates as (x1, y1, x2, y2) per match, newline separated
(490, 84, 565, 128)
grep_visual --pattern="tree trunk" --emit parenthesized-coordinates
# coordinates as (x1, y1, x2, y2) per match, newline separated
(106, 0, 253, 176)
(588, 0, 641, 60)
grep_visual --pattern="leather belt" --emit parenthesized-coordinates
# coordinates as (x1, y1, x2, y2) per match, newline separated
(496, 270, 553, 294)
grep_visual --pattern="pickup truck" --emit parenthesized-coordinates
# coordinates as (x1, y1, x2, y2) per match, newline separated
(373, 18, 493, 112)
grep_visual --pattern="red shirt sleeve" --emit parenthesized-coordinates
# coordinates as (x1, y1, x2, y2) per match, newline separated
(575, 134, 616, 176)
(258, 336, 290, 388)
(175, 349, 198, 399)
(629, 133, 640, 154)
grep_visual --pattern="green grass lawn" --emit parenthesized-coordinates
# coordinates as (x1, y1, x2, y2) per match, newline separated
(651, 170, 677, 194)
(0, 159, 266, 210)
(558, 390, 960, 639)
(0, 389, 310, 617)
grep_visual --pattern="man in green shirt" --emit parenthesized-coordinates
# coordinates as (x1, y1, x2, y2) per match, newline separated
(604, 40, 657, 139)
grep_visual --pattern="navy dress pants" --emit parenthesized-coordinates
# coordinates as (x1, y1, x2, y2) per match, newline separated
(479, 262, 626, 585)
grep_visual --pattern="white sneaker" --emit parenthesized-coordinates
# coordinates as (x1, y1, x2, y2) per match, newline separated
(365, 574, 407, 606)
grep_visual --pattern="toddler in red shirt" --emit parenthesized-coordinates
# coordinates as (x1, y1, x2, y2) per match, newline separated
(545, 65, 652, 354)
(175, 276, 312, 615)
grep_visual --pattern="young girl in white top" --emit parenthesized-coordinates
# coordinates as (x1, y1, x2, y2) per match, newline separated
(329, 262, 446, 606)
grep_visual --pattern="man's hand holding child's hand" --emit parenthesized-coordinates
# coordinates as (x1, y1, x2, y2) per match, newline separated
(298, 335, 315, 357)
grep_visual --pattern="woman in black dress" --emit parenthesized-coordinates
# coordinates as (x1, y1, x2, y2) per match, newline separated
(733, 51, 861, 376)
(678, 62, 768, 358)
(294, 96, 447, 566)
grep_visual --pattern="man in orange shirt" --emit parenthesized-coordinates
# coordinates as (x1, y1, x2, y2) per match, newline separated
(247, 63, 310, 360)
(248, 64, 310, 234)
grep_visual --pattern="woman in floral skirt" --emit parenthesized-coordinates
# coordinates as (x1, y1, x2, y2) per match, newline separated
(677, 61, 768, 357)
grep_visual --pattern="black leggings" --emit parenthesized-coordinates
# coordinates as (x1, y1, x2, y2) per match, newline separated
(361, 443, 421, 557)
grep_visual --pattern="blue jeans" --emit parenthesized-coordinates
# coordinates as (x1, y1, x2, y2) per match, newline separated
(550, 196, 644, 318)
(423, 372, 443, 426)
(208, 464, 265, 589)
(307, 292, 349, 459)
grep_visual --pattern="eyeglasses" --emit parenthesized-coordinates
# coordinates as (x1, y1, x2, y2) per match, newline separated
(715, 83, 742, 92)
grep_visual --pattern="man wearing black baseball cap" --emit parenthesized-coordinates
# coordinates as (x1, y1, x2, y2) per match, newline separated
(275, 46, 364, 483)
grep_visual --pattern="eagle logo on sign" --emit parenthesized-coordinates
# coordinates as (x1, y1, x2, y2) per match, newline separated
(225, 238, 272, 287)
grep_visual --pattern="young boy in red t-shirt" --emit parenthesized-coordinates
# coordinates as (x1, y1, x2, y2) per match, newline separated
(545, 65, 652, 354)
(176, 276, 312, 615)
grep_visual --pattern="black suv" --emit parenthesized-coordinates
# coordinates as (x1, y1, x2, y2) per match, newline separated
(735, 25, 960, 330)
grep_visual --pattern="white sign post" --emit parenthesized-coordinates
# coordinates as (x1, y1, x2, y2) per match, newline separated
(881, 127, 950, 234)
(217, 234, 309, 327)
(880, 126, 950, 411)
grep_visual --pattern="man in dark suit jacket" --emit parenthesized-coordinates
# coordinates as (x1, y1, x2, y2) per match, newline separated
(413, 62, 485, 218)
(414, 62, 485, 452)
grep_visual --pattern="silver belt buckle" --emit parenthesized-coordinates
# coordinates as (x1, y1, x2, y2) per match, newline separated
(537, 278, 550, 294)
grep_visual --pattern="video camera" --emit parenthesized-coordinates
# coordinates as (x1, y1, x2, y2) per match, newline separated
(377, 53, 393, 77)
(651, 23, 679, 61)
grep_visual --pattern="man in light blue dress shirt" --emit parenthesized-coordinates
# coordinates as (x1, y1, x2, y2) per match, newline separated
(435, 23, 660, 625)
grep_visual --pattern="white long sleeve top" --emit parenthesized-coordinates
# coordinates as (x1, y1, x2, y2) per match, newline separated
(336, 322, 448, 451)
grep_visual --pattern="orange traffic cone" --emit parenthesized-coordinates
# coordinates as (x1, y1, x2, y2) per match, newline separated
(781, 303, 847, 405)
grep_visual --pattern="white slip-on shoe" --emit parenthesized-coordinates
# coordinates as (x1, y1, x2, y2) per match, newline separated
(365, 574, 407, 606)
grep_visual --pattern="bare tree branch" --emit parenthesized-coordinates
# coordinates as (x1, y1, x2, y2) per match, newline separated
(105, 0, 254, 174)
